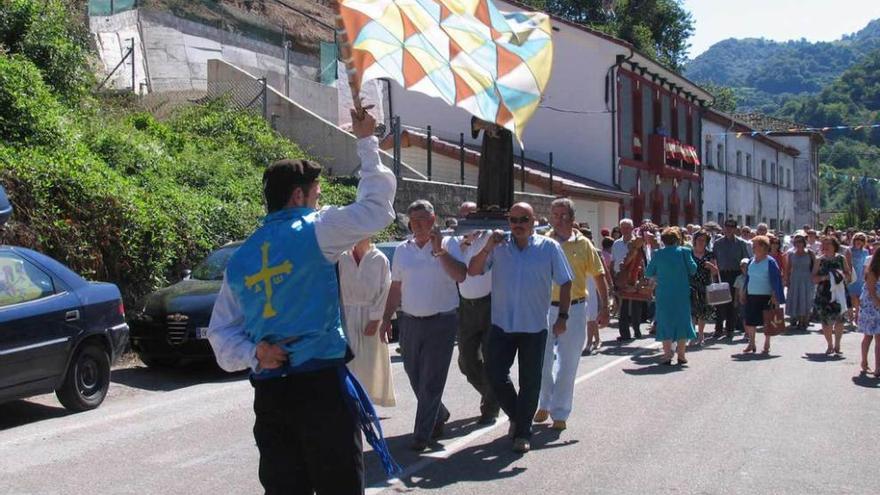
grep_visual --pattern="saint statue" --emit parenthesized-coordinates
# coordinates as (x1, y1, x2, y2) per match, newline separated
(471, 117, 515, 213)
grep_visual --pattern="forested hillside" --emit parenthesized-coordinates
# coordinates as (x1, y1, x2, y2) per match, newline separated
(685, 19, 880, 112)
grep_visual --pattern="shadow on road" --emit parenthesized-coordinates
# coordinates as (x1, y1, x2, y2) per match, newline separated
(367, 422, 580, 490)
(600, 343, 657, 356)
(851, 373, 880, 388)
(0, 400, 72, 431)
(111, 363, 247, 392)
(801, 353, 846, 363)
(622, 354, 687, 375)
(730, 353, 781, 362)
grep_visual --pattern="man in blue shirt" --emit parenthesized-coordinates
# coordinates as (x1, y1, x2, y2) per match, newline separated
(468, 202, 573, 454)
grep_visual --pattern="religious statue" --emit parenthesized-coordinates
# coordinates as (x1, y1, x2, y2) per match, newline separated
(471, 116, 515, 213)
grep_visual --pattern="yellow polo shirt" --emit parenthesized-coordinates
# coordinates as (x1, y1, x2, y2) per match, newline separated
(547, 229, 605, 302)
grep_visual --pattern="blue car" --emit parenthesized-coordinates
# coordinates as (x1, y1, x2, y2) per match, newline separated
(0, 186, 129, 411)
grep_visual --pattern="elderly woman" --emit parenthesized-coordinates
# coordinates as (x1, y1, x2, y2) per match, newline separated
(785, 232, 816, 331)
(847, 232, 869, 325)
(645, 228, 697, 365)
(813, 236, 851, 355)
(339, 238, 396, 407)
(740, 236, 786, 354)
(689, 230, 719, 346)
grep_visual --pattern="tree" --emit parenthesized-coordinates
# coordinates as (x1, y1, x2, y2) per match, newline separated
(522, 0, 694, 71)
(701, 82, 737, 113)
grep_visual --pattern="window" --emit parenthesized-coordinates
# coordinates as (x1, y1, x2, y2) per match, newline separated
(746, 153, 752, 177)
(787, 169, 791, 188)
(705, 137, 713, 167)
(706, 211, 714, 223)
(771, 163, 776, 184)
(737, 215, 743, 226)
(746, 215, 754, 227)
(770, 219, 778, 230)
(0, 252, 55, 307)
(761, 159, 767, 182)
(736, 151, 742, 175)
(718, 212, 724, 224)
(717, 144, 724, 171)
(632, 78, 643, 161)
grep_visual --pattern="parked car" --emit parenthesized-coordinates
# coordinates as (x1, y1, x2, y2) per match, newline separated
(129, 242, 242, 367)
(0, 246, 129, 411)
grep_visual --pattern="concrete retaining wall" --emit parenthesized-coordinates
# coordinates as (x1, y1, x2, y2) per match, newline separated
(395, 178, 555, 221)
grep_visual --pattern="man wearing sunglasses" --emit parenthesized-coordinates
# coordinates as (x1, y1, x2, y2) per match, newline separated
(468, 202, 573, 454)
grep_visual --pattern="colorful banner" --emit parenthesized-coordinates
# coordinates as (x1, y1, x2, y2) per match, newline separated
(339, 0, 554, 142)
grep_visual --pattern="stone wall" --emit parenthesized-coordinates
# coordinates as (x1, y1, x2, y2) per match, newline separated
(394, 178, 555, 222)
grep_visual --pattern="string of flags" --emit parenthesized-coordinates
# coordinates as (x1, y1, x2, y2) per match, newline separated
(820, 169, 880, 184)
(707, 123, 880, 138)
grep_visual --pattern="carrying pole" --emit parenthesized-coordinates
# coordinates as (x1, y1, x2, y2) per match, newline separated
(334, 6, 365, 118)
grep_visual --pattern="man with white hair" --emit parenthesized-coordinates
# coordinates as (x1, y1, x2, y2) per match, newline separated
(611, 219, 645, 340)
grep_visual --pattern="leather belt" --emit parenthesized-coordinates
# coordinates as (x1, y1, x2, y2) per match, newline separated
(552, 297, 585, 307)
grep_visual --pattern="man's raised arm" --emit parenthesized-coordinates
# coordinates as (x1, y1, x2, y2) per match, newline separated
(316, 109, 397, 261)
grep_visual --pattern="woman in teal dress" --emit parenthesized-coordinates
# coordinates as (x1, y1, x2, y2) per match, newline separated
(646, 227, 698, 365)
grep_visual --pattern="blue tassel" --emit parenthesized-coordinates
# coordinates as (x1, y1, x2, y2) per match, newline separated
(338, 367, 403, 477)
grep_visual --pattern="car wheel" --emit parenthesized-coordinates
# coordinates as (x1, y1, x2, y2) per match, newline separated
(138, 354, 180, 368)
(56, 343, 111, 412)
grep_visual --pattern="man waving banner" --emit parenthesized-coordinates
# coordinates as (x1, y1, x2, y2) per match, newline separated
(338, 0, 554, 143)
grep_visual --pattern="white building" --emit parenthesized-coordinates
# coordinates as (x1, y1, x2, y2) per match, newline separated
(384, 0, 713, 230)
(701, 110, 800, 232)
(733, 113, 824, 229)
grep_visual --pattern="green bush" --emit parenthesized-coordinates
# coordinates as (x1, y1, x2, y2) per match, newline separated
(0, 0, 95, 102)
(0, 53, 67, 145)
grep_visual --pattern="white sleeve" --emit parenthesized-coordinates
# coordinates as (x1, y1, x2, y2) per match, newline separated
(315, 137, 397, 262)
(207, 275, 259, 372)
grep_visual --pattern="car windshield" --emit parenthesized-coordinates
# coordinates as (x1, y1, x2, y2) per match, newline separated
(191, 245, 239, 281)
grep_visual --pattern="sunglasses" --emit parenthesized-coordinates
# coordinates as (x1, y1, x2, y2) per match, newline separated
(508, 215, 532, 224)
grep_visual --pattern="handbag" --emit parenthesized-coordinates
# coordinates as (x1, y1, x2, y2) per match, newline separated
(763, 304, 786, 336)
(706, 274, 732, 306)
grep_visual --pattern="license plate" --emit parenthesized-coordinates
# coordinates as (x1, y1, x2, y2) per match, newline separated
(196, 327, 210, 339)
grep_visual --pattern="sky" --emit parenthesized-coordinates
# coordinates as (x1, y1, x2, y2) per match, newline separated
(683, 0, 880, 58)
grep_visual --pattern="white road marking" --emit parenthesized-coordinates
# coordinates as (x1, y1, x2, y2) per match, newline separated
(365, 341, 662, 494)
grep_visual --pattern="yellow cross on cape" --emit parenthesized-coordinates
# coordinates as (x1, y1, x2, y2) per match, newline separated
(245, 242, 293, 319)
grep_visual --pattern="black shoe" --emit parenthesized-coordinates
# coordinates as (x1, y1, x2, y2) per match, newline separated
(616, 336, 633, 342)
(410, 440, 429, 451)
(477, 414, 498, 425)
(713, 330, 724, 339)
(432, 409, 451, 439)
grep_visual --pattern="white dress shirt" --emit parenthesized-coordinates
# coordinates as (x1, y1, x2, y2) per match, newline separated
(391, 237, 460, 317)
(448, 233, 492, 299)
(207, 137, 396, 372)
(611, 237, 632, 274)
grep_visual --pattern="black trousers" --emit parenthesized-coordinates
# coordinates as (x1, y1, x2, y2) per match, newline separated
(457, 295, 499, 417)
(486, 326, 547, 440)
(618, 299, 644, 339)
(715, 270, 741, 334)
(252, 367, 364, 495)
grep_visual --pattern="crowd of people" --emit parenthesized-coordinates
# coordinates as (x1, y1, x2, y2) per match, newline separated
(205, 107, 879, 494)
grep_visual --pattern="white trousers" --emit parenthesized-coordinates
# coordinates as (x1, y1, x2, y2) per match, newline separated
(539, 302, 588, 421)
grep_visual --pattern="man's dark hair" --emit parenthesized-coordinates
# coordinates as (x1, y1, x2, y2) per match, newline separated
(263, 158, 322, 213)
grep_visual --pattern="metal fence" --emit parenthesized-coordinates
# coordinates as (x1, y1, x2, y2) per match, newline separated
(89, 0, 137, 16)
(207, 79, 269, 120)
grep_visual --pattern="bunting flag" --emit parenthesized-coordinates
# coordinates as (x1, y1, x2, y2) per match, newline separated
(708, 123, 880, 138)
(338, 0, 554, 142)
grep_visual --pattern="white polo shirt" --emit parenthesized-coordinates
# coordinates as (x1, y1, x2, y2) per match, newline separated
(448, 233, 492, 300)
(391, 236, 460, 317)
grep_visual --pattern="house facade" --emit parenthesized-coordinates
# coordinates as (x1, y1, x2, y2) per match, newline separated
(733, 113, 824, 230)
(701, 110, 799, 232)
(384, 0, 713, 230)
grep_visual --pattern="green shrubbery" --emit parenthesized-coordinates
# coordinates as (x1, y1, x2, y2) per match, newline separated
(0, 0, 369, 306)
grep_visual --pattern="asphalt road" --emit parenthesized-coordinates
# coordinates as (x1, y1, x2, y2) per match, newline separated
(1, 323, 878, 495)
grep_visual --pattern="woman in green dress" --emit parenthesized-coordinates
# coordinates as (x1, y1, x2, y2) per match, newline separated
(646, 227, 698, 365)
